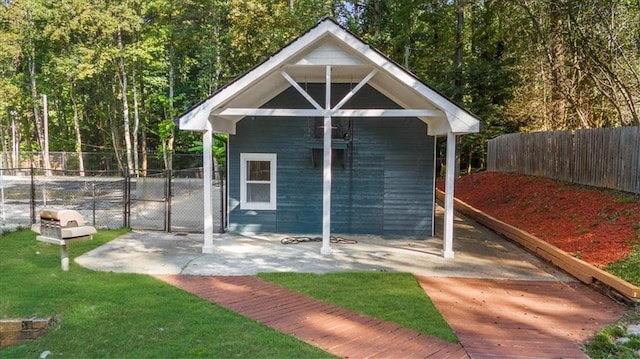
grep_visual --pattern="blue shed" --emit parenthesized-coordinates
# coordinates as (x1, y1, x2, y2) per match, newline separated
(177, 18, 480, 258)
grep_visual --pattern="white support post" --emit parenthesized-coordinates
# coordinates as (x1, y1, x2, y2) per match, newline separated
(61, 244, 69, 271)
(202, 122, 214, 254)
(443, 131, 456, 258)
(321, 65, 332, 256)
(1, 153, 5, 225)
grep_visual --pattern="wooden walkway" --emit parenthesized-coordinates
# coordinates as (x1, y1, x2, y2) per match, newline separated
(156, 275, 469, 359)
(417, 277, 625, 359)
(156, 275, 624, 359)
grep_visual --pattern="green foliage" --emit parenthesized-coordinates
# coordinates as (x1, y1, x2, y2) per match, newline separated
(259, 272, 458, 343)
(605, 247, 640, 286)
(0, 229, 334, 358)
(1, 0, 639, 174)
(615, 195, 639, 204)
(187, 134, 228, 175)
(586, 324, 640, 359)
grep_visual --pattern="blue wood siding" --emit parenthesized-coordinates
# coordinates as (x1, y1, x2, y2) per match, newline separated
(229, 84, 435, 237)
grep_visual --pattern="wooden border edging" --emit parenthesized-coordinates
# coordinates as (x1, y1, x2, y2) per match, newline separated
(436, 189, 640, 302)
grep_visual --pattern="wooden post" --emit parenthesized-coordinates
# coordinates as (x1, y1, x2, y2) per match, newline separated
(321, 65, 332, 256)
(202, 121, 214, 253)
(60, 244, 69, 271)
(443, 131, 456, 258)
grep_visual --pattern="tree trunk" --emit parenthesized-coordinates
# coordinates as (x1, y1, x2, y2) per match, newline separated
(70, 81, 86, 176)
(165, 44, 175, 171)
(110, 82, 124, 173)
(132, 68, 140, 177)
(117, 24, 134, 175)
(29, 40, 52, 176)
(11, 116, 19, 169)
(454, 0, 464, 102)
(454, 0, 464, 177)
(141, 130, 148, 177)
(110, 113, 124, 174)
(212, 9, 222, 94)
(0, 119, 8, 171)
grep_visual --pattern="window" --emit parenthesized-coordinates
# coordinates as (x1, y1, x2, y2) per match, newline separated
(240, 153, 277, 210)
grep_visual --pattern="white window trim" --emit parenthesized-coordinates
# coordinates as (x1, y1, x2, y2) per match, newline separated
(240, 153, 277, 210)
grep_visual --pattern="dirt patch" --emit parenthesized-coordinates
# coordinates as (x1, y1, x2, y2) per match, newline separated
(438, 172, 640, 267)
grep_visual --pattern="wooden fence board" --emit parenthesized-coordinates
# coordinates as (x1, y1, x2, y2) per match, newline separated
(488, 127, 640, 194)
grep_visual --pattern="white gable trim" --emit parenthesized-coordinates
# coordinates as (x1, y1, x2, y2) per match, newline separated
(177, 19, 480, 136)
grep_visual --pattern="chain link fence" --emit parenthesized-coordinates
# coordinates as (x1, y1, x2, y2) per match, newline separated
(1, 166, 225, 234)
(1, 151, 205, 175)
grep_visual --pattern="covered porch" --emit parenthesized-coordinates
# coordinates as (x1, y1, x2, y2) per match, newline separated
(176, 18, 480, 258)
(75, 204, 570, 281)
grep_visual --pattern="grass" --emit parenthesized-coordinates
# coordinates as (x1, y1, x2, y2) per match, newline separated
(605, 246, 640, 286)
(585, 324, 640, 359)
(258, 272, 458, 343)
(589, 248, 640, 358)
(614, 194, 639, 204)
(1, 229, 458, 357)
(0, 229, 335, 359)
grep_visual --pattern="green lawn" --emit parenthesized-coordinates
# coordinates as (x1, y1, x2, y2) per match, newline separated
(259, 272, 458, 343)
(0, 229, 457, 358)
(0, 229, 334, 359)
(605, 246, 640, 286)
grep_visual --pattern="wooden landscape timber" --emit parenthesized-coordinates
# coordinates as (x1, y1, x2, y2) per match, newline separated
(436, 189, 640, 303)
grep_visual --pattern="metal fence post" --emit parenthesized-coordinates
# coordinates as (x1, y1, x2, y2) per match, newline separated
(123, 173, 130, 228)
(92, 182, 96, 226)
(166, 169, 172, 232)
(30, 164, 36, 224)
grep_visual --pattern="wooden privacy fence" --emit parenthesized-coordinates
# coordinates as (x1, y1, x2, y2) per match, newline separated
(487, 127, 640, 194)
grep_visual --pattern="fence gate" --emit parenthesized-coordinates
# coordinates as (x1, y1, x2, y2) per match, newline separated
(127, 170, 168, 231)
(126, 169, 225, 233)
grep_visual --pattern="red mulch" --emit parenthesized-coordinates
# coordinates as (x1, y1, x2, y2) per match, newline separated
(438, 171, 640, 267)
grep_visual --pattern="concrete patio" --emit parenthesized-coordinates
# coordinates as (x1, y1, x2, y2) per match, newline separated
(76, 206, 572, 281)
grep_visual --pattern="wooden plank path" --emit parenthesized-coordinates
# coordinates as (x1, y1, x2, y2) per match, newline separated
(418, 277, 625, 359)
(435, 189, 640, 301)
(156, 275, 469, 359)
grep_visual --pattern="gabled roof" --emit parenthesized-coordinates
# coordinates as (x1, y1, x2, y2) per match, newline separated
(176, 17, 481, 136)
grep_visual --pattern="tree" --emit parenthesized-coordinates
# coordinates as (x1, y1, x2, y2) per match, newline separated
(2, 0, 53, 174)
(512, 0, 639, 130)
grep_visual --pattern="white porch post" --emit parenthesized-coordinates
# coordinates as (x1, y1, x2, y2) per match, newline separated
(442, 131, 456, 258)
(202, 121, 214, 254)
(321, 65, 332, 255)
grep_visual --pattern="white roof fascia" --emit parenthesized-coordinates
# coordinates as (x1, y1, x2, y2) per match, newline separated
(177, 22, 337, 131)
(327, 25, 479, 135)
(178, 101, 215, 131)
